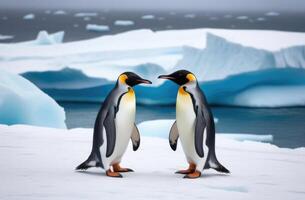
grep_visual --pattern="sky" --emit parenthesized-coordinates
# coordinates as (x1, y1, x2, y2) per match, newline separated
(1, 0, 305, 12)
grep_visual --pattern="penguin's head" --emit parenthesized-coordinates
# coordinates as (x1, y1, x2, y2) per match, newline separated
(158, 70, 197, 85)
(118, 72, 152, 87)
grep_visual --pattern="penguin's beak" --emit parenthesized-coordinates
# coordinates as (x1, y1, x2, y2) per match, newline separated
(158, 74, 175, 80)
(136, 78, 152, 85)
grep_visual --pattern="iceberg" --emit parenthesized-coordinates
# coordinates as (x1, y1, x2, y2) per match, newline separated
(23, 13, 35, 20)
(265, 11, 280, 16)
(1, 28, 305, 107)
(86, 24, 110, 32)
(0, 70, 66, 128)
(114, 20, 135, 26)
(12, 30, 64, 46)
(0, 124, 304, 199)
(53, 10, 67, 15)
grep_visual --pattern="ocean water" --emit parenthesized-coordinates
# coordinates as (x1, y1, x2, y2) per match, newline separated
(59, 102, 305, 148)
(1, 9, 305, 43)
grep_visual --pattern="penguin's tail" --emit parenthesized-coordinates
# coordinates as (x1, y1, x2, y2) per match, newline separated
(207, 153, 230, 174)
(75, 154, 102, 170)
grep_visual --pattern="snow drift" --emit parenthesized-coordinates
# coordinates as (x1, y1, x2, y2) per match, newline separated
(0, 124, 304, 199)
(0, 70, 66, 128)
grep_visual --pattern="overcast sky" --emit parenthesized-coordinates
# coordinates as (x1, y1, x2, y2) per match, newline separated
(1, 0, 305, 12)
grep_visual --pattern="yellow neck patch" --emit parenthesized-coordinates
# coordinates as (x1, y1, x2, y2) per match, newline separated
(178, 87, 188, 95)
(125, 87, 135, 101)
(186, 73, 196, 82)
(119, 74, 128, 84)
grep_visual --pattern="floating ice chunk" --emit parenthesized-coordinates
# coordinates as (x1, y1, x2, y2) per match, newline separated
(83, 17, 91, 21)
(0, 34, 14, 40)
(35, 30, 64, 45)
(236, 16, 248, 20)
(184, 14, 196, 18)
(0, 70, 66, 128)
(265, 11, 280, 16)
(256, 17, 266, 21)
(74, 12, 98, 17)
(54, 10, 66, 15)
(86, 24, 109, 32)
(141, 15, 155, 19)
(219, 134, 273, 142)
(23, 13, 35, 20)
(114, 20, 135, 26)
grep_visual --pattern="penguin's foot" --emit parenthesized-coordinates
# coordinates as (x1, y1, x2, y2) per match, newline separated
(183, 170, 201, 179)
(106, 169, 123, 178)
(175, 163, 196, 174)
(113, 164, 134, 173)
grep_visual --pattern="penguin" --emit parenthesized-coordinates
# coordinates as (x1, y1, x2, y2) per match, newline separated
(76, 72, 152, 178)
(158, 70, 229, 178)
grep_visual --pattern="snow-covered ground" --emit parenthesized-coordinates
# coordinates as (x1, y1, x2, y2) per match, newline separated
(0, 124, 304, 200)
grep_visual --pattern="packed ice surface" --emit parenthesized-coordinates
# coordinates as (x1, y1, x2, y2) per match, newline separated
(1, 28, 305, 107)
(114, 20, 135, 26)
(75, 12, 98, 17)
(23, 13, 35, 20)
(0, 34, 14, 40)
(141, 15, 155, 19)
(138, 120, 273, 142)
(0, 124, 304, 200)
(0, 70, 66, 128)
(86, 24, 110, 32)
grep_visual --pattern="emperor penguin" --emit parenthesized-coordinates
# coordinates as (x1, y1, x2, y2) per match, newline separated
(158, 70, 229, 178)
(76, 72, 152, 178)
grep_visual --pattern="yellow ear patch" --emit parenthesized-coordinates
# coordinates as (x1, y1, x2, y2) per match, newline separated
(119, 74, 128, 84)
(186, 73, 196, 82)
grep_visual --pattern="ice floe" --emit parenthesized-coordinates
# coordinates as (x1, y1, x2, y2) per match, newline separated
(74, 12, 98, 17)
(0, 124, 304, 199)
(0, 70, 66, 128)
(86, 24, 110, 32)
(114, 20, 135, 26)
(141, 15, 155, 19)
(265, 11, 280, 16)
(0, 34, 14, 40)
(23, 13, 35, 20)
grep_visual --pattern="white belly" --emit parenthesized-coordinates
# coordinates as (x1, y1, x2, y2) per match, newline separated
(176, 88, 208, 171)
(101, 91, 136, 169)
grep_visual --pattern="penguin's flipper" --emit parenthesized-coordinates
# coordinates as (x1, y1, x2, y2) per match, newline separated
(131, 123, 140, 151)
(104, 106, 116, 157)
(194, 108, 206, 158)
(169, 121, 179, 151)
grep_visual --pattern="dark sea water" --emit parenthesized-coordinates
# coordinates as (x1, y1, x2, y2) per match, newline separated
(59, 102, 305, 149)
(1, 9, 305, 43)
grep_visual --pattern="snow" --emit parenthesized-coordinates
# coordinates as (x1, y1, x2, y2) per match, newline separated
(0, 70, 66, 128)
(23, 13, 35, 20)
(141, 15, 155, 19)
(114, 20, 135, 26)
(0, 124, 304, 199)
(1, 28, 305, 107)
(86, 24, 110, 32)
(0, 34, 14, 40)
(74, 12, 98, 17)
